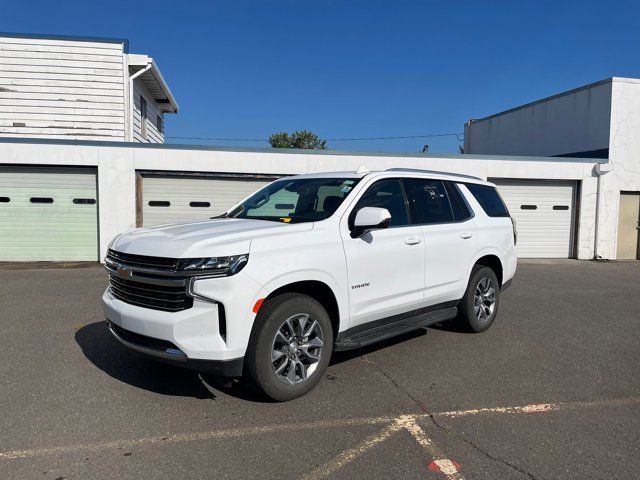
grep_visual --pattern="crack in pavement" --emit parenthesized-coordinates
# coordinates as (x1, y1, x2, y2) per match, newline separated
(429, 413, 537, 479)
(359, 353, 537, 479)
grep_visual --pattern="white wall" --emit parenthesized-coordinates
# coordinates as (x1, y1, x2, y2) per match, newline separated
(132, 79, 164, 143)
(465, 80, 612, 157)
(0, 36, 126, 141)
(597, 78, 640, 259)
(0, 140, 602, 261)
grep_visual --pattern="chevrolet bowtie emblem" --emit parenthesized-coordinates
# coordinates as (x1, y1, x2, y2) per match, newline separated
(117, 266, 132, 277)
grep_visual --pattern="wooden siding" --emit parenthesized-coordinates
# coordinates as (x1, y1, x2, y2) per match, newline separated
(0, 36, 126, 140)
(132, 80, 164, 143)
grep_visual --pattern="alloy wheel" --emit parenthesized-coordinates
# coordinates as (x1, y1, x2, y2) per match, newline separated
(474, 277, 496, 322)
(271, 313, 324, 385)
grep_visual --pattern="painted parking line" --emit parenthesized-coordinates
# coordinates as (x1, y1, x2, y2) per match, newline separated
(1, 396, 638, 463)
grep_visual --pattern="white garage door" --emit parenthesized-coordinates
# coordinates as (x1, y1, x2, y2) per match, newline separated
(0, 166, 98, 261)
(141, 175, 273, 227)
(491, 179, 577, 258)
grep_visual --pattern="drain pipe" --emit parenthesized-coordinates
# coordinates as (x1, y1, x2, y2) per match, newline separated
(593, 163, 613, 260)
(128, 62, 152, 141)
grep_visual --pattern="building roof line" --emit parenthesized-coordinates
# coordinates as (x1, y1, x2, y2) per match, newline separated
(467, 77, 615, 125)
(0, 137, 609, 164)
(0, 31, 129, 52)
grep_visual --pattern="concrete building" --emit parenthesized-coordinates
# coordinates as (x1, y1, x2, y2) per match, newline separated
(465, 77, 640, 260)
(0, 33, 178, 142)
(0, 138, 603, 262)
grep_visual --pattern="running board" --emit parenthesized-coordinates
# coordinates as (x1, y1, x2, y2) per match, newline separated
(334, 306, 458, 352)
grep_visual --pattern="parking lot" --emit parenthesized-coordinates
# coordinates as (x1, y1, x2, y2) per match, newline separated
(0, 260, 639, 479)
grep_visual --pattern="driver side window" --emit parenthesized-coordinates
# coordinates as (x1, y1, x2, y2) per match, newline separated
(349, 179, 409, 228)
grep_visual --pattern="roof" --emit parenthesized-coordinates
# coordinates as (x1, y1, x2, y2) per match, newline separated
(285, 168, 489, 185)
(467, 77, 616, 125)
(0, 31, 128, 52)
(0, 137, 609, 163)
(128, 54, 179, 114)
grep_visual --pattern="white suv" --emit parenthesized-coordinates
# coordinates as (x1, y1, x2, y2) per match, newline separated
(103, 168, 517, 400)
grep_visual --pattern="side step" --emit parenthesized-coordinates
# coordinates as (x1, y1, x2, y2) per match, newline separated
(334, 306, 458, 351)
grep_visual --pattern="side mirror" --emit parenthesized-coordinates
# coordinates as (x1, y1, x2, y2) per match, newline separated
(351, 207, 392, 238)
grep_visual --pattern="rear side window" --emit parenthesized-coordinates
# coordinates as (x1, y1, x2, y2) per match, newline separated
(464, 183, 510, 217)
(403, 178, 453, 224)
(445, 182, 473, 221)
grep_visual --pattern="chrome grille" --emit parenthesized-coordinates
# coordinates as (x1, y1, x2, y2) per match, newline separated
(106, 249, 192, 312)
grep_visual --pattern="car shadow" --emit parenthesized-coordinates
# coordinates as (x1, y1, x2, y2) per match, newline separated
(330, 328, 427, 365)
(75, 321, 452, 402)
(75, 321, 217, 400)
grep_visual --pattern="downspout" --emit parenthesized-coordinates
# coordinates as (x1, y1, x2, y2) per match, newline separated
(128, 63, 152, 142)
(593, 162, 613, 260)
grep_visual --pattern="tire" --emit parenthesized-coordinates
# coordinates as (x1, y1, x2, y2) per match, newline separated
(246, 293, 333, 401)
(458, 265, 501, 333)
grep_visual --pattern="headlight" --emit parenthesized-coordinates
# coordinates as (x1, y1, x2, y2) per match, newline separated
(177, 254, 249, 276)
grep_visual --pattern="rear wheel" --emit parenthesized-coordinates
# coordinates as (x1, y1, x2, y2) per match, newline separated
(458, 265, 500, 332)
(246, 293, 333, 401)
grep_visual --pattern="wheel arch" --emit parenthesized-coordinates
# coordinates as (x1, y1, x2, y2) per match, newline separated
(260, 279, 342, 340)
(472, 253, 504, 286)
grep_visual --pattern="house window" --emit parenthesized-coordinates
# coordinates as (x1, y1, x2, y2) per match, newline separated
(156, 114, 164, 135)
(140, 95, 148, 139)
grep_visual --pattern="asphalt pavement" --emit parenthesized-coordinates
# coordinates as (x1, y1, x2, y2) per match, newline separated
(0, 260, 638, 479)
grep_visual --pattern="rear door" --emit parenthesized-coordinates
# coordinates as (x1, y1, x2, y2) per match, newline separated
(403, 178, 477, 305)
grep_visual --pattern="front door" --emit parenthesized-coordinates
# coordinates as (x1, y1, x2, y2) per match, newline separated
(341, 178, 425, 328)
(617, 193, 640, 259)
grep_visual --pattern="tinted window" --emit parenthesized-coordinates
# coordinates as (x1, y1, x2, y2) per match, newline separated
(230, 177, 360, 223)
(403, 179, 453, 224)
(465, 183, 510, 217)
(350, 179, 409, 227)
(445, 182, 473, 221)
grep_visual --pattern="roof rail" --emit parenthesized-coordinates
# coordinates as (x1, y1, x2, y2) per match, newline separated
(386, 167, 483, 181)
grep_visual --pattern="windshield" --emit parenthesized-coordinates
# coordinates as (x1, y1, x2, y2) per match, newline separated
(227, 177, 361, 223)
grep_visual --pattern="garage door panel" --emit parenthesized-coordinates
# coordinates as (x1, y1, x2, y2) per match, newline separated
(491, 179, 576, 258)
(0, 166, 98, 261)
(142, 175, 271, 227)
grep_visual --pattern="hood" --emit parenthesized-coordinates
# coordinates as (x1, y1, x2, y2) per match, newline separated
(110, 218, 314, 258)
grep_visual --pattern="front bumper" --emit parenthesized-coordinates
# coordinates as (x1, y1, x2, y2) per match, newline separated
(107, 321, 244, 376)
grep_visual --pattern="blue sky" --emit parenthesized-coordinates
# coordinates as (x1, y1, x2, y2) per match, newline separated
(3, 0, 640, 153)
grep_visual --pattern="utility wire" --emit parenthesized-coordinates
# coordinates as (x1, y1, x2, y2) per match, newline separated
(166, 132, 464, 143)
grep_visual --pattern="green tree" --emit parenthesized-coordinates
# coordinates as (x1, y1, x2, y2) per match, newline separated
(268, 130, 327, 149)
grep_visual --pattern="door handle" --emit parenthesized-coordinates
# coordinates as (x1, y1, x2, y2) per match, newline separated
(460, 232, 473, 239)
(405, 237, 422, 245)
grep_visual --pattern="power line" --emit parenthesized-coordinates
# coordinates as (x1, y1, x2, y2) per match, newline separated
(166, 132, 464, 143)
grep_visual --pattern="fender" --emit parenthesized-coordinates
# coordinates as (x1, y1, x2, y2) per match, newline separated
(468, 247, 505, 281)
(248, 268, 350, 332)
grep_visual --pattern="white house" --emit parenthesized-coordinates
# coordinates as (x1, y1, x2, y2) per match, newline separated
(0, 33, 178, 142)
(465, 77, 640, 260)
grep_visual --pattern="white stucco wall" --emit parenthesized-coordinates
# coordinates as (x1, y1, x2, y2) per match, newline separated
(465, 80, 612, 157)
(0, 140, 602, 261)
(597, 78, 640, 259)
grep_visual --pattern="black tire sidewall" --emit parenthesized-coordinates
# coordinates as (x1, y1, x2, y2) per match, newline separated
(247, 293, 333, 401)
(461, 266, 500, 333)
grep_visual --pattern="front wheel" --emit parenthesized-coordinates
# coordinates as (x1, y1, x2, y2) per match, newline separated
(246, 293, 333, 401)
(458, 266, 500, 332)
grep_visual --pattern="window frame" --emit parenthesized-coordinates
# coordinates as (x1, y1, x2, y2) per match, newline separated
(140, 95, 148, 139)
(156, 114, 163, 135)
(347, 177, 412, 230)
(444, 181, 475, 222)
